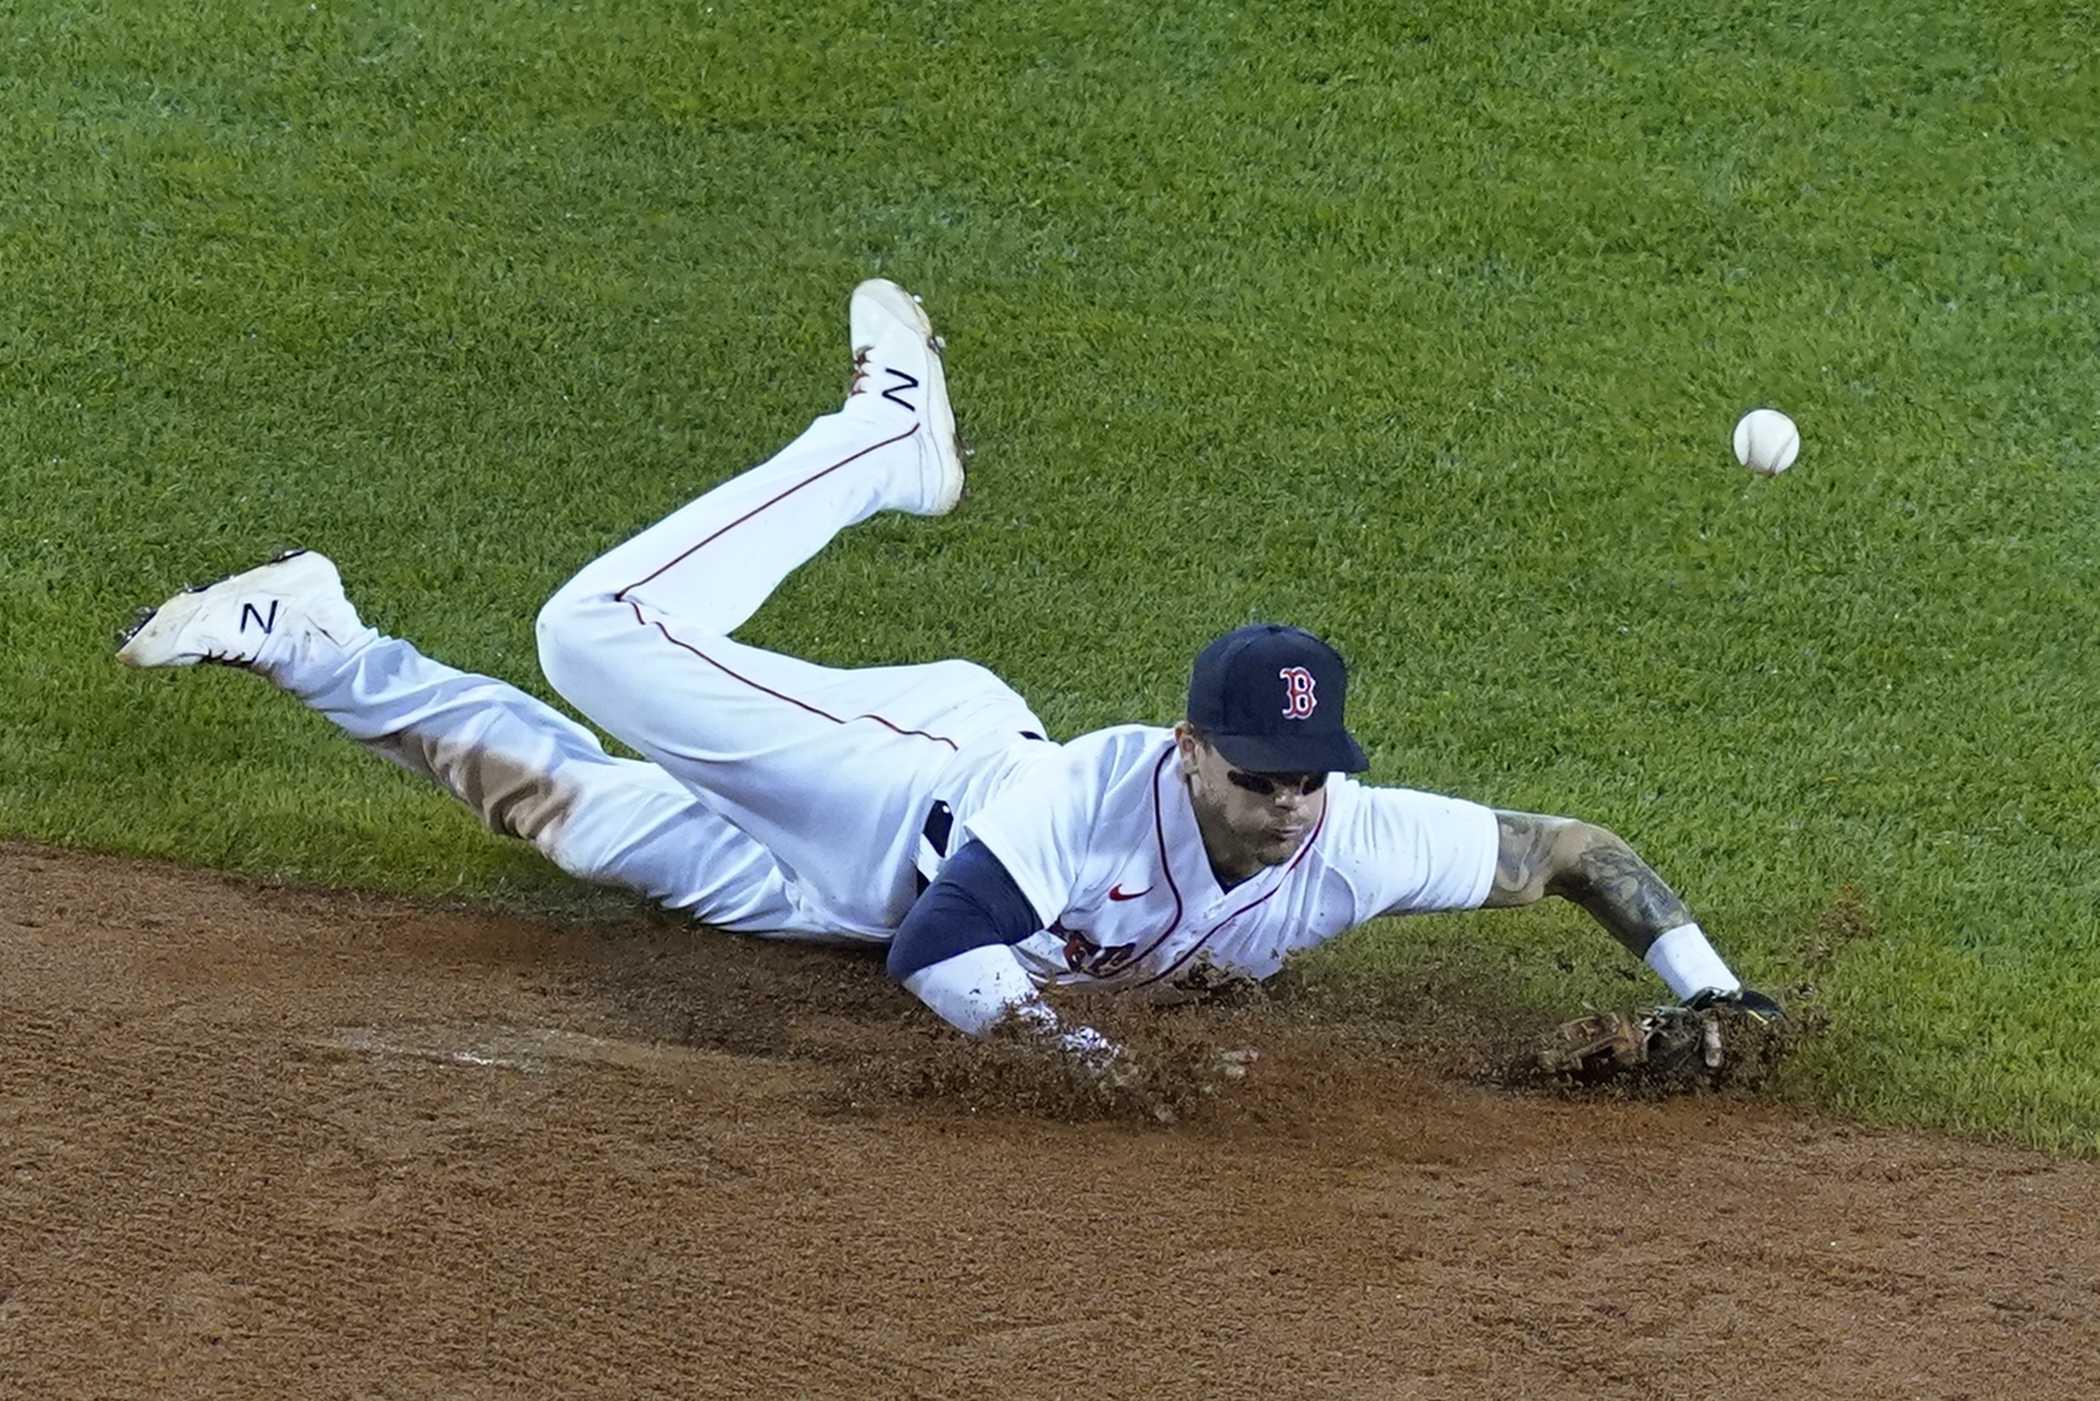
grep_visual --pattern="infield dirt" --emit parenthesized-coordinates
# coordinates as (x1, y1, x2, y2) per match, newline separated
(4, 841, 2095, 1400)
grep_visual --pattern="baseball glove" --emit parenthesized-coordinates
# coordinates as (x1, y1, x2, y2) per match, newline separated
(1532, 989, 1788, 1093)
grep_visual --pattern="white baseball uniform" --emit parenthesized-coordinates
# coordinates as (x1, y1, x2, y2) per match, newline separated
(122, 262, 1762, 1040)
(278, 388, 1502, 1034)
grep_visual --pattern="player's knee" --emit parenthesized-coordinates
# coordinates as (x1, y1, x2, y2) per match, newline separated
(534, 589, 590, 688)
(538, 825, 615, 886)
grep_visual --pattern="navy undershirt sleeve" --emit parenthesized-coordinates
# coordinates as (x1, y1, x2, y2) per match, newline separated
(885, 839, 1044, 981)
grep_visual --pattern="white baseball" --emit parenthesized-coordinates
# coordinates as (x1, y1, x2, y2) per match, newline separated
(1733, 408, 1800, 476)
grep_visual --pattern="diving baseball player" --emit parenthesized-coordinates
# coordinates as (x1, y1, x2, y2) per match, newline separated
(117, 279, 1781, 1056)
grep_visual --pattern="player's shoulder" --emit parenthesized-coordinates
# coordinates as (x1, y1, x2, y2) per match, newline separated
(1323, 769, 1476, 809)
(1055, 723, 1175, 769)
(962, 724, 1171, 845)
(1022, 724, 1176, 799)
(1307, 773, 1503, 914)
(1319, 771, 1498, 842)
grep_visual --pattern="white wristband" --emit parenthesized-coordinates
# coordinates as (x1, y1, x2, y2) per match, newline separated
(1643, 922, 1741, 1000)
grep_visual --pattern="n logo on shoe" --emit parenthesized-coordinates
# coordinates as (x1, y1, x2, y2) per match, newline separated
(240, 600, 280, 634)
(881, 367, 920, 412)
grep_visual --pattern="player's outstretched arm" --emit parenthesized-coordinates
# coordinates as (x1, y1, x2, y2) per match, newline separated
(1481, 811, 1690, 948)
(1482, 810, 1762, 1006)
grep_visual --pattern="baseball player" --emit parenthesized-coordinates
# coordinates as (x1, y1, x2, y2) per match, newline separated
(117, 279, 1780, 1058)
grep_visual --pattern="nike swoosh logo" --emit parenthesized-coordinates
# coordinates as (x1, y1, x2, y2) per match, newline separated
(1107, 885, 1152, 902)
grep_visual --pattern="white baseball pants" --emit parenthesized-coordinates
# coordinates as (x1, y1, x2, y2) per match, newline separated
(293, 395, 1045, 940)
(293, 637, 808, 932)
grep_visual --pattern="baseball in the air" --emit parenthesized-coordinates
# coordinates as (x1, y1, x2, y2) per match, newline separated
(1733, 407, 1800, 476)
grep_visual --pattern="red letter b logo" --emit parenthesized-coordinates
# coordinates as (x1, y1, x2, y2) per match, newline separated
(1279, 666, 1317, 720)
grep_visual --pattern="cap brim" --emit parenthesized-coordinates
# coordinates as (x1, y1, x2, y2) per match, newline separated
(1209, 728, 1369, 776)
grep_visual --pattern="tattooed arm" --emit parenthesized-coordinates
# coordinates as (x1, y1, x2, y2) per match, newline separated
(1480, 810, 1693, 959)
(1476, 810, 1763, 1005)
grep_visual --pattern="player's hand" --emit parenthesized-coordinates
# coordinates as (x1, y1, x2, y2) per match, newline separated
(1044, 1031, 1258, 1123)
(1042, 1025, 1180, 1122)
(1109, 1044, 1260, 1123)
(1050, 1023, 1123, 1070)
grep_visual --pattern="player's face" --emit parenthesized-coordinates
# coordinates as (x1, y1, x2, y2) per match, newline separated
(1174, 725, 1328, 886)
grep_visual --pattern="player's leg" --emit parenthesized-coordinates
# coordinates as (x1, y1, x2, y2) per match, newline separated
(549, 279, 965, 637)
(536, 280, 1036, 935)
(542, 613, 1043, 933)
(295, 637, 817, 933)
(116, 552, 824, 936)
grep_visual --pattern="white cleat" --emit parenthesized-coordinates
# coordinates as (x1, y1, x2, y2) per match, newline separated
(116, 550, 371, 678)
(847, 278, 967, 516)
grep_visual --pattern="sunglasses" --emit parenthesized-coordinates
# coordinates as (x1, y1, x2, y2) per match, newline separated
(1224, 768, 1329, 799)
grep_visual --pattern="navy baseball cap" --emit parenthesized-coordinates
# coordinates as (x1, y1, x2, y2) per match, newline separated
(1186, 624, 1369, 774)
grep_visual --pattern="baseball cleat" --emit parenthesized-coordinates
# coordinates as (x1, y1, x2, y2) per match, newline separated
(117, 550, 370, 676)
(847, 278, 966, 516)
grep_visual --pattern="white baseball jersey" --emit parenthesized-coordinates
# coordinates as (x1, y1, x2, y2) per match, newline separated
(958, 725, 1500, 997)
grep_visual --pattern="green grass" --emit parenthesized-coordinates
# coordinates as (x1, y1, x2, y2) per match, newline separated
(5, 0, 2098, 1152)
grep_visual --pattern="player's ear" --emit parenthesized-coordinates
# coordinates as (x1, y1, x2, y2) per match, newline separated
(1172, 722, 1202, 775)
